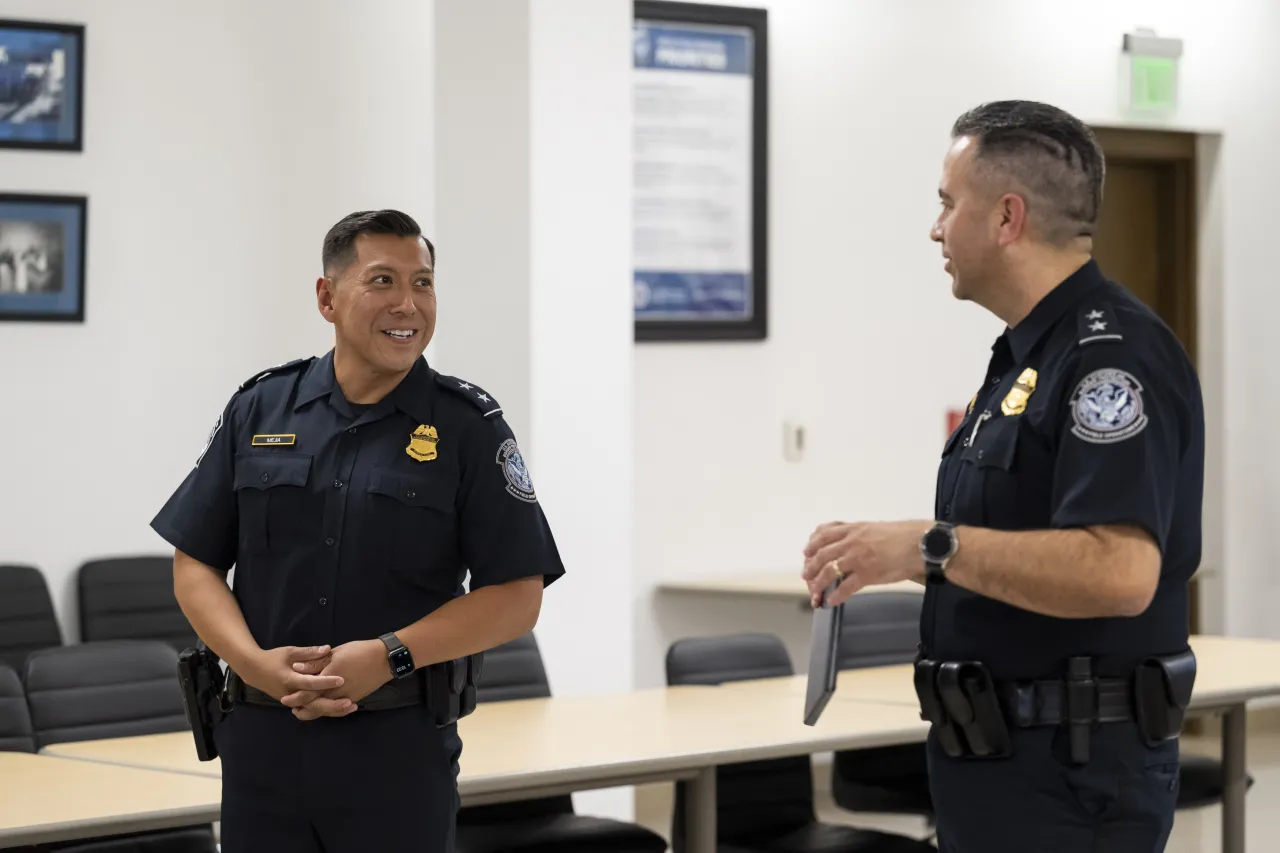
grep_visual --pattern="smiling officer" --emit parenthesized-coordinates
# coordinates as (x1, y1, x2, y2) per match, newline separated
(801, 102, 1204, 852)
(153, 209, 564, 852)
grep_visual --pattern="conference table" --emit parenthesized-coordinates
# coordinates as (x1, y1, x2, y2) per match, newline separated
(10, 634, 1280, 853)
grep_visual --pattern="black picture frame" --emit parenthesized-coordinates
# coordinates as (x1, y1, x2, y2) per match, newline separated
(633, 1, 768, 342)
(0, 192, 88, 323)
(0, 18, 86, 152)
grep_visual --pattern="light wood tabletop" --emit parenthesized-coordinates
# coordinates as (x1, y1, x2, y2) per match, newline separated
(40, 683, 927, 799)
(657, 573, 922, 601)
(0, 752, 221, 848)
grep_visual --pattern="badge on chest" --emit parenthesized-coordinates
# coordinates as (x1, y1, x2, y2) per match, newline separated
(1000, 368, 1038, 416)
(406, 425, 439, 462)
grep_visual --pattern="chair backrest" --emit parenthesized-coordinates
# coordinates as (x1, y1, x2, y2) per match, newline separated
(78, 556, 198, 651)
(0, 565, 63, 673)
(0, 664, 34, 752)
(837, 592, 923, 670)
(24, 640, 188, 749)
(456, 632, 573, 824)
(665, 633, 815, 849)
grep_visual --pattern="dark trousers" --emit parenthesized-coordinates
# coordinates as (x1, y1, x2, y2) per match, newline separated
(927, 721, 1180, 852)
(214, 703, 462, 853)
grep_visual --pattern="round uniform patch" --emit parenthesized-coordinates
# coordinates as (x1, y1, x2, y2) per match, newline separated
(1070, 368, 1148, 444)
(496, 438, 537, 503)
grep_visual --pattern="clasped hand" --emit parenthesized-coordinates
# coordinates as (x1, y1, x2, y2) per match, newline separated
(249, 640, 391, 721)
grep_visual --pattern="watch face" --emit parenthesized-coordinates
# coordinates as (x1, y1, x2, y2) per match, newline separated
(924, 527, 954, 561)
(389, 647, 414, 678)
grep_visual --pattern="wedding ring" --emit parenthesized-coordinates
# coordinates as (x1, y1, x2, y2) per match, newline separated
(830, 559, 845, 582)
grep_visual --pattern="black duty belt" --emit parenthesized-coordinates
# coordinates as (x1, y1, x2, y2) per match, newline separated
(914, 649, 1196, 764)
(225, 669, 427, 712)
(1001, 677, 1134, 728)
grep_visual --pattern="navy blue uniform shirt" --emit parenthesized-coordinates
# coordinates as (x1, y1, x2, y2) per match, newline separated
(923, 259, 1205, 680)
(152, 352, 565, 651)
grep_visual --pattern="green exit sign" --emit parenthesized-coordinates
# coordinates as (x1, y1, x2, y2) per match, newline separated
(1122, 29, 1183, 114)
(1130, 55, 1177, 111)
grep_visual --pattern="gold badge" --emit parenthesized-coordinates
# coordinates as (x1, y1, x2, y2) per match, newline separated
(406, 425, 439, 462)
(251, 434, 296, 446)
(1000, 368, 1038, 416)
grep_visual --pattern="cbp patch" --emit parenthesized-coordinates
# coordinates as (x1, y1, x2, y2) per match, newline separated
(1070, 368, 1148, 444)
(195, 412, 222, 468)
(496, 438, 537, 503)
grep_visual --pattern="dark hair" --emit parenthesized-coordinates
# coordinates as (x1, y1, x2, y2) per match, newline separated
(321, 209, 436, 275)
(951, 100, 1105, 246)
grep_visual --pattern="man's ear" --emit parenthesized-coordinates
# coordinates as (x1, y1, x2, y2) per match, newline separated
(316, 276, 337, 323)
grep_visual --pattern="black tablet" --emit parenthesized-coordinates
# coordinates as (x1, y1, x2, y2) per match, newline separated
(803, 580, 844, 726)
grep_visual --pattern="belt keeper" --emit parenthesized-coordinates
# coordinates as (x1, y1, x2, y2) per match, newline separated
(1010, 683, 1037, 727)
(1065, 656, 1096, 764)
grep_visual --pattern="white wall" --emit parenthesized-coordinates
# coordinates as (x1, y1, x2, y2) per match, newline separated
(634, 0, 1280, 686)
(0, 0, 434, 637)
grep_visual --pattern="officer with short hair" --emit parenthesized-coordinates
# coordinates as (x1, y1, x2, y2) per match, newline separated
(154, 209, 564, 852)
(801, 101, 1203, 852)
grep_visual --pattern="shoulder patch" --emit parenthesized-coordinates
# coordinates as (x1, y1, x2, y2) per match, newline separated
(239, 358, 309, 392)
(1077, 302, 1124, 346)
(434, 373, 504, 418)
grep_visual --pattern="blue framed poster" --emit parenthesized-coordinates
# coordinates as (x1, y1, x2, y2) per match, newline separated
(0, 193, 88, 323)
(633, 2, 767, 341)
(0, 19, 85, 151)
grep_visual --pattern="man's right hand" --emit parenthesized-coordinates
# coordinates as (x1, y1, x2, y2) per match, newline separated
(243, 645, 356, 717)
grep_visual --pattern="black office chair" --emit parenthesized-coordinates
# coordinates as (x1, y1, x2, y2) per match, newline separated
(78, 556, 198, 652)
(0, 663, 34, 752)
(665, 633, 936, 853)
(829, 593, 933, 820)
(0, 564, 63, 673)
(454, 632, 669, 853)
(22, 640, 216, 852)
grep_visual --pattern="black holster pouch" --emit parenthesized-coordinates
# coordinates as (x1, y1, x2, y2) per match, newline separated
(176, 644, 228, 762)
(1133, 648, 1196, 747)
(914, 658, 1012, 759)
(427, 652, 485, 727)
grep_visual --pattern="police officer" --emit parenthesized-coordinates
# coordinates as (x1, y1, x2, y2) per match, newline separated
(153, 209, 565, 852)
(801, 101, 1203, 852)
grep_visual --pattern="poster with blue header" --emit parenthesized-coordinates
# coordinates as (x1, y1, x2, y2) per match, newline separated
(633, 3, 767, 341)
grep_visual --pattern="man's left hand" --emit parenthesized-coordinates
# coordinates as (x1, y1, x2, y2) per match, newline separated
(282, 639, 392, 721)
(802, 520, 931, 607)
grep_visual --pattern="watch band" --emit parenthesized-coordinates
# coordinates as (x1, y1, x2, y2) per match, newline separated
(379, 632, 403, 653)
(922, 522, 957, 585)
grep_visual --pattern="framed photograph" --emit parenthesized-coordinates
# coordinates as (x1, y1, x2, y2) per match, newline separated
(0, 193, 87, 323)
(633, 1, 767, 342)
(0, 19, 85, 151)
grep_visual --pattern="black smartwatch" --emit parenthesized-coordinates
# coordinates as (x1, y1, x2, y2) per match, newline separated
(379, 632, 415, 680)
(920, 521, 959, 585)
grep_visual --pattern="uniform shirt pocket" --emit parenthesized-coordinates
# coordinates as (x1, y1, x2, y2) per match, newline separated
(955, 416, 1020, 526)
(366, 467, 459, 582)
(233, 454, 313, 554)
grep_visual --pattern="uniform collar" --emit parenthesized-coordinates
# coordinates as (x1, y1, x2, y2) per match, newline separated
(1004, 258, 1106, 364)
(294, 350, 435, 424)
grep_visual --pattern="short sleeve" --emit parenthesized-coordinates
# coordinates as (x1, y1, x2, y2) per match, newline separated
(150, 398, 240, 572)
(456, 415, 565, 590)
(1049, 344, 1187, 553)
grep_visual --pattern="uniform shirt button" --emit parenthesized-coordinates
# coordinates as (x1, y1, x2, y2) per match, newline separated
(977, 449, 985, 460)
(260, 473, 269, 483)
(347, 427, 357, 435)
(943, 503, 951, 516)
(319, 598, 327, 606)
(325, 537, 335, 546)
(333, 479, 343, 489)
(406, 490, 416, 500)
(991, 376, 1000, 385)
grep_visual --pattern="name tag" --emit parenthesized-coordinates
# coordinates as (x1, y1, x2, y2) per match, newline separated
(251, 434, 296, 447)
